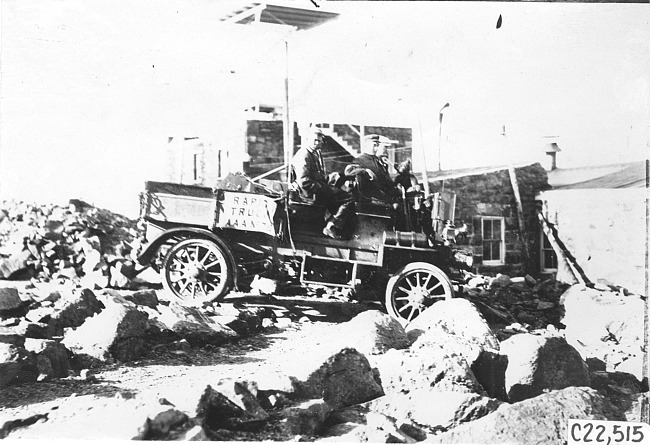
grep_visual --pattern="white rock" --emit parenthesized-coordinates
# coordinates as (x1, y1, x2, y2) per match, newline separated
(561, 284, 644, 380)
(500, 333, 590, 402)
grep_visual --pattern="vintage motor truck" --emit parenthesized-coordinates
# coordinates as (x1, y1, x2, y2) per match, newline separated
(136, 173, 473, 325)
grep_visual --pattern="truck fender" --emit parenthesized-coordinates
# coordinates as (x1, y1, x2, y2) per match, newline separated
(136, 227, 237, 287)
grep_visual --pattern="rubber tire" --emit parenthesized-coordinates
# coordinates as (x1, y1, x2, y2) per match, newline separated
(161, 238, 233, 304)
(385, 262, 454, 326)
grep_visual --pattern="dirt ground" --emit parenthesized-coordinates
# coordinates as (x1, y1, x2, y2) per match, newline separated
(0, 295, 364, 440)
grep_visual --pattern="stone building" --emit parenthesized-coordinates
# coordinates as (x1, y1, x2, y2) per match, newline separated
(164, 108, 413, 185)
(244, 118, 412, 181)
(427, 163, 551, 277)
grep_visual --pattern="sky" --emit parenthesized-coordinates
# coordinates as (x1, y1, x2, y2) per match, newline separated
(0, 0, 648, 217)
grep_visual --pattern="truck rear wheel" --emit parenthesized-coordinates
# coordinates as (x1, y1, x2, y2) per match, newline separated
(162, 238, 233, 304)
(385, 262, 454, 326)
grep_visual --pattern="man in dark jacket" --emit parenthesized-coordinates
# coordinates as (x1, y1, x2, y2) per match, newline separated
(344, 134, 399, 202)
(290, 126, 354, 240)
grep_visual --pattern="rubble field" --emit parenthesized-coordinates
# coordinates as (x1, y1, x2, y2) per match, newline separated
(0, 199, 647, 443)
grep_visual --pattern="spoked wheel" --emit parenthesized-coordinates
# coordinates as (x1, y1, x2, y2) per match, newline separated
(161, 238, 233, 305)
(385, 262, 454, 326)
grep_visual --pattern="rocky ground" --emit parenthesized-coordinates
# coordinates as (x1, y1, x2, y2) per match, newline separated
(0, 313, 350, 440)
(1, 199, 648, 443)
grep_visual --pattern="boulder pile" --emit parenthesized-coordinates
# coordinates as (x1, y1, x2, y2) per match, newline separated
(461, 273, 569, 336)
(0, 284, 272, 388)
(1, 199, 647, 442)
(460, 273, 645, 387)
(2, 302, 644, 443)
(0, 199, 145, 289)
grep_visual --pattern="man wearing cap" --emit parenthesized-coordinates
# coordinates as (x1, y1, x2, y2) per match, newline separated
(344, 134, 399, 202)
(290, 126, 354, 240)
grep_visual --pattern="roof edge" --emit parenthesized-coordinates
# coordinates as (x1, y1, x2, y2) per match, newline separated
(425, 161, 542, 181)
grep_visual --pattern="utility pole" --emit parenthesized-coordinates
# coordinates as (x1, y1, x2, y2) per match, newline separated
(437, 103, 450, 171)
(283, 39, 292, 182)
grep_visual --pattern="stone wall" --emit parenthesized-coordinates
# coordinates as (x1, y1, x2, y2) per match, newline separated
(430, 163, 550, 276)
(246, 120, 285, 180)
(245, 121, 412, 180)
(538, 188, 647, 294)
(332, 124, 412, 156)
(165, 122, 412, 184)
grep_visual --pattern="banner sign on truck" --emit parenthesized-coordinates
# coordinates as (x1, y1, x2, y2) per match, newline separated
(216, 192, 277, 236)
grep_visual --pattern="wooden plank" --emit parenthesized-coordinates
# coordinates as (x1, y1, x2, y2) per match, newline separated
(508, 165, 530, 267)
(537, 212, 589, 285)
(145, 192, 216, 227)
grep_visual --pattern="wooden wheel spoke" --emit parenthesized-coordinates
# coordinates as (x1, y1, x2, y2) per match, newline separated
(407, 306, 417, 322)
(169, 266, 185, 275)
(406, 276, 416, 288)
(398, 302, 413, 313)
(200, 281, 209, 296)
(204, 259, 222, 269)
(386, 263, 453, 326)
(199, 250, 212, 265)
(423, 273, 433, 289)
(428, 281, 443, 294)
(171, 258, 188, 269)
(163, 240, 232, 303)
(397, 285, 411, 294)
(170, 273, 187, 283)
(417, 272, 430, 287)
(177, 278, 192, 295)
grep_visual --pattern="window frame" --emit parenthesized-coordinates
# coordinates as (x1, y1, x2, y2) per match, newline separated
(540, 229, 559, 273)
(481, 216, 505, 265)
(186, 146, 203, 185)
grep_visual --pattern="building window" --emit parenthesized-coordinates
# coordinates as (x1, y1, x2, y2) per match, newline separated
(482, 217, 505, 265)
(187, 147, 203, 185)
(541, 231, 558, 272)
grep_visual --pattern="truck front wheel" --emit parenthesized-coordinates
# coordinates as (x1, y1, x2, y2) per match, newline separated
(385, 262, 454, 326)
(162, 238, 233, 305)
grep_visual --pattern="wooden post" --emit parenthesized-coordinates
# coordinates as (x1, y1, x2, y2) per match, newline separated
(416, 118, 431, 196)
(508, 166, 530, 265)
(537, 212, 589, 285)
(643, 159, 649, 424)
(283, 39, 291, 183)
(502, 125, 530, 269)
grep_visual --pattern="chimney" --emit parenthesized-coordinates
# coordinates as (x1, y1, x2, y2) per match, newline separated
(544, 142, 561, 171)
